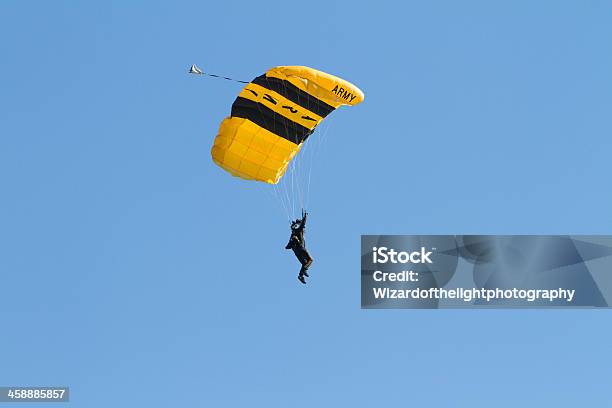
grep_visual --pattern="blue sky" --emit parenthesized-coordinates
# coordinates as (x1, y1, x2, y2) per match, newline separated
(1, 0, 611, 406)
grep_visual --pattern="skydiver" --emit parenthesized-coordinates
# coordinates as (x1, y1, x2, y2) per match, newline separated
(285, 210, 313, 284)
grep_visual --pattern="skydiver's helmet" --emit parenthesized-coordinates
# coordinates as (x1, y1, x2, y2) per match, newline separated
(291, 220, 301, 230)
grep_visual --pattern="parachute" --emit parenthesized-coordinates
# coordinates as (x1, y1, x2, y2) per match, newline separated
(210, 66, 364, 184)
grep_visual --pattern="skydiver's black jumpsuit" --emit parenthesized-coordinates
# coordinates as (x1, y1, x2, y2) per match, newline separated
(285, 213, 313, 277)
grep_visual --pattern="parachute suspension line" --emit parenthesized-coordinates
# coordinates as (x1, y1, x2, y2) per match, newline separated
(305, 121, 332, 210)
(304, 130, 318, 210)
(276, 165, 292, 221)
(305, 128, 319, 210)
(296, 142, 305, 210)
(290, 159, 295, 218)
(303, 128, 319, 210)
(299, 138, 310, 210)
(296, 153, 303, 212)
(290, 165, 297, 219)
(280, 165, 293, 220)
(272, 183, 291, 221)
(259, 182, 289, 221)
(300, 136, 309, 208)
(188, 64, 249, 84)
(292, 150, 304, 216)
(291, 162, 298, 220)
(274, 175, 291, 221)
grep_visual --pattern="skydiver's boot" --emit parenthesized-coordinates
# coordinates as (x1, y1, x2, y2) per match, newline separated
(298, 273, 307, 284)
(300, 259, 312, 278)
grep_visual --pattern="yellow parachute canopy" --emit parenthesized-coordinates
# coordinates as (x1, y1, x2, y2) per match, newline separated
(211, 66, 364, 184)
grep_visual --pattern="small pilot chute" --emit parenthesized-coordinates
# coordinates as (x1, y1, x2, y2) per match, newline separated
(189, 64, 204, 75)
